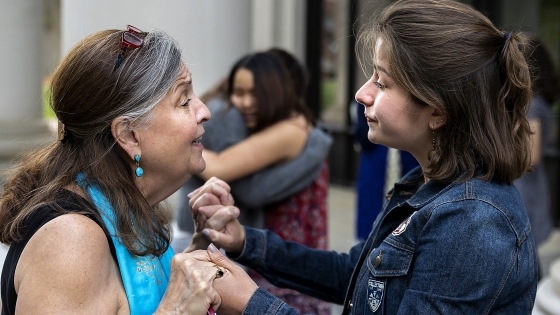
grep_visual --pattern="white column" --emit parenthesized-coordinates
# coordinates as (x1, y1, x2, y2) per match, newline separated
(251, 0, 275, 51)
(0, 0, 53, 161)
(251, 0, 306, 61)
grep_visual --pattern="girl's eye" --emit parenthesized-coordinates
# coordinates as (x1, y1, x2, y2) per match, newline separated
(181, 98, 191, 106)
(374, 81, 386, 90)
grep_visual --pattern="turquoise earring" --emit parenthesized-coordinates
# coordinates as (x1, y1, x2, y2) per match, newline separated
(134, 155, 144, 177)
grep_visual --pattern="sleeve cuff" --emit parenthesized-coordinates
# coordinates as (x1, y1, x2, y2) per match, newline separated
(227, 227, 267, 268)
(242, 287, 297, 315)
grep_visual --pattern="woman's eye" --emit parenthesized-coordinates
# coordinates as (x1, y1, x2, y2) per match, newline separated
(374, 82, 385, 90)
(181, 98, 191, 106)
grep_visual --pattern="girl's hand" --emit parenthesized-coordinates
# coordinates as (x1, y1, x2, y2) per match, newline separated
(206, 244, 258, 315)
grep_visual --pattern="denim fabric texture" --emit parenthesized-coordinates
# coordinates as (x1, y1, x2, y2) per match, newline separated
(243, 288, 300, 315)
(233, 166, 538, 314)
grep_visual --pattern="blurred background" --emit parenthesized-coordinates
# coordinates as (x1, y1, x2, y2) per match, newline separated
(1, 0, 558, 200)
(0, 0, 559, 313)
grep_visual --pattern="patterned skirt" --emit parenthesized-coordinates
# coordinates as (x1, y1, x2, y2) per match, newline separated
(251, 161, 331, 315)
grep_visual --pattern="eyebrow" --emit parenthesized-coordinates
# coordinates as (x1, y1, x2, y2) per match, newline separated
(173, 75, 192, 93)
(376, 65, 392, 79)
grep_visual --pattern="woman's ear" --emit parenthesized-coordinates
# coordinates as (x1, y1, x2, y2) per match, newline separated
(430, 109, 446, 130)
(111, 116, 138, 159)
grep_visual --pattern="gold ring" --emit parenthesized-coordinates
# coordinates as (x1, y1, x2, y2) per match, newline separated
(215, 266, 224, 279)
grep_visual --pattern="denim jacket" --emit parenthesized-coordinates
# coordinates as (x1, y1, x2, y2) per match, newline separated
(232, 167, 538, 314)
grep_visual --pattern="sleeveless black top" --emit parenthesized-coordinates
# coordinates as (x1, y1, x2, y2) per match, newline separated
(1, 190, 117, 315)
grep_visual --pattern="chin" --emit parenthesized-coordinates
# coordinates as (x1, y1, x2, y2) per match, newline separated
(192, 161, 207, 175)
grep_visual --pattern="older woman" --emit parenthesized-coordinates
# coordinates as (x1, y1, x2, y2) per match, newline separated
(0, 26, 219, 314)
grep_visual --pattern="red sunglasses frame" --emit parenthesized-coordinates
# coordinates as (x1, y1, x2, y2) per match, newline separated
(114, 25, 145, 70)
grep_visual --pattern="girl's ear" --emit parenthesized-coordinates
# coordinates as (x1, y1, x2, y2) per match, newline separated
(430, 109, 446, 130)
(111, 116, 139, 159)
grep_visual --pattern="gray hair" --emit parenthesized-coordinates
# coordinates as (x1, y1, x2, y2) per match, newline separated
(115, 29, 183, 129)
(52, 28, 183, 141)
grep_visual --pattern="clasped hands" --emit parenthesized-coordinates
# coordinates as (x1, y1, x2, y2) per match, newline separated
(186, 176, 245, 253)
(184, 177, 258, 315)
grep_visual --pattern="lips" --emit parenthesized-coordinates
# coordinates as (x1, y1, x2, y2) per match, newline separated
(365, 114, 377, 123)
(192, 135, 202, 144)
(242, 113, 257, 126)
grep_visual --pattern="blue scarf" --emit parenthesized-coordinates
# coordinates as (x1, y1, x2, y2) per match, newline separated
(77, 174, 174, 314)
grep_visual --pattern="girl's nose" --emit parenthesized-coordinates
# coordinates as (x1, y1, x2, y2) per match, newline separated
(355, 79, 376, 107)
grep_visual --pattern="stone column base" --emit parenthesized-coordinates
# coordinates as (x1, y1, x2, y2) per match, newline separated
(0, 119, 54, 161)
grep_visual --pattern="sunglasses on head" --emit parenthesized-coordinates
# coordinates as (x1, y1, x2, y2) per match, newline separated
(113, 25, 145, 71)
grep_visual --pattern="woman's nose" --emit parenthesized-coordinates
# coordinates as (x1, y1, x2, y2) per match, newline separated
(198, 100, 211, 123)
(241, 96, 254, 109)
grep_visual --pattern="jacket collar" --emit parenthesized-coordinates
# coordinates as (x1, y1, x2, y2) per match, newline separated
(398, 166, 458, 209)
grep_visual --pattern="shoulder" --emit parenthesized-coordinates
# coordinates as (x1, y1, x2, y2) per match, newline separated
(424, 179, 529, 241)
(301, 127, 333, 155)
(249, 115, 310, 146)
(426, 178, 522, 210)
(14, 213, 123, 312)
(35, 213, 108, 246)
(17, 213, 114, 284)
(260, 114, 310, 138)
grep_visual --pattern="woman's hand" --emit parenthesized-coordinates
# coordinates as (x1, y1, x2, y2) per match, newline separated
(186, 177, 245, 253)
(155, 250, 221, 315)
(206, 243, 258, 315)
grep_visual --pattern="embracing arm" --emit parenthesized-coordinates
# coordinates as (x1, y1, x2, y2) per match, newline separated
(230, 128, 332, 207)
(199, 103, 331, 206)
(199, 116, 309, 182)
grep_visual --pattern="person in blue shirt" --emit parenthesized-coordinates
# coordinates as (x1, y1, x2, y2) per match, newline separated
(351, 99, 418, 241)
(187, 0, 538, 314)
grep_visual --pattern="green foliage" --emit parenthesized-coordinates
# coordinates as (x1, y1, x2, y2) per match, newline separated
(42, 85, 55, 119)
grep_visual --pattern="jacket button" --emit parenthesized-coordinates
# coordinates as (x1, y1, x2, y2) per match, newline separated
(348, 301, 353, 308)
(375, 250, 383, 267)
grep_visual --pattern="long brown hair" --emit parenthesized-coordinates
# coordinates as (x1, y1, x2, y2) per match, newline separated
(357, 0, 532, 184)
(227, 52, 315, 133)
(0, 29, 183, 256)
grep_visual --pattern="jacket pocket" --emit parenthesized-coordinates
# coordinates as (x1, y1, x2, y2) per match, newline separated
(366, 239, 414, 277)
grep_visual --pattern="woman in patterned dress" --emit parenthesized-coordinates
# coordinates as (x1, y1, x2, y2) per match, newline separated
(192, 51, 332, 315)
